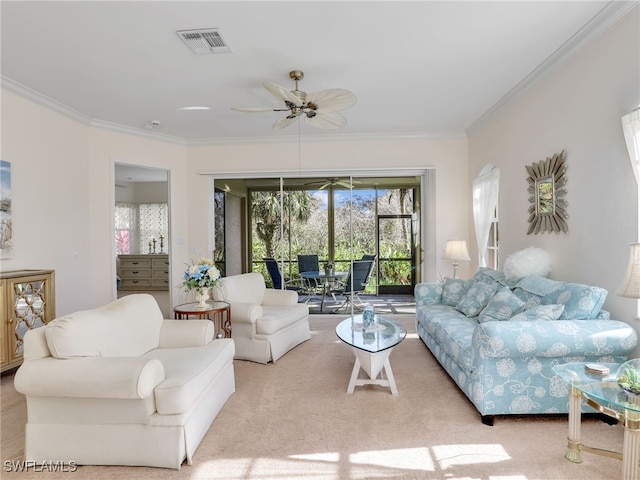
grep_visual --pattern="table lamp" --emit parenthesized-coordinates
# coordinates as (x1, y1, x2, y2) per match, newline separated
(619, 242, 640, 301)
(444, 240, 471, 279)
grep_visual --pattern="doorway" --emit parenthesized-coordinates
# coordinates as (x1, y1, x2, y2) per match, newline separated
(377, 214, 414, 294)
(113, 163, 171, 317)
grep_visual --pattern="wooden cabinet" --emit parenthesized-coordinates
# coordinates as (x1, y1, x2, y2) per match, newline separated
(118, 254, 169, 291)
(0, 270, 55, 373)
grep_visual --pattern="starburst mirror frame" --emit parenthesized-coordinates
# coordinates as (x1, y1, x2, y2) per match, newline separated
(526, 150, 568, 234)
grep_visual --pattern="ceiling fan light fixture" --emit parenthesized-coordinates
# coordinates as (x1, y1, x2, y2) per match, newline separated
(232, 70, 356, 130)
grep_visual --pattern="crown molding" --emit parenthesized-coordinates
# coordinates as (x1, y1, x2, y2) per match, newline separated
(1, 75, 92, 125)
(467, 1, 638, 135)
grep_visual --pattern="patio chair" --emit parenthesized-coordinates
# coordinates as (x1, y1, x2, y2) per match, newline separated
(263, 258, 309, 299)
(297, 254, 319, 274)
(329, 259, 375, 312)
(360, 254, 377, 288)
(297, 254, 322, 298)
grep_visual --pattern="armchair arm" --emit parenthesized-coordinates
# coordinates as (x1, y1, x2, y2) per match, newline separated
(159, 319, 214, 348)
(228, 302, 263, 324)
(263, 288, 298, 306)
(473, 319, 638, 359)
(14, 357, 165, 399)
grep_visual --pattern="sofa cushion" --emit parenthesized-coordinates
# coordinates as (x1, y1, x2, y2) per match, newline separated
(509, 304, 565, 321)
(45, 294, 163, 359)
(478, 287, 526, 323)
(146, 338, 235, 415)
(511, 287, 543, 310)
(432, 315, 477, 373)
(456, 282, 498, 317)
(442, 278, 473, 306)
(473, 268, 514, 287)
(257, 304, 308, 335)
(416, 304, 462, 337)
(541, 282, 608, 320)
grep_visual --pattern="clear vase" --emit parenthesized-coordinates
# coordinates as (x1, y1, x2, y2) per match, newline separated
(196, 288, 210, 308)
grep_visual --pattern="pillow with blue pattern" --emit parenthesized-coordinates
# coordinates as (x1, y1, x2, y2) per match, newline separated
(509, 304, 565, 321)
(442, 278, 473, 306)
(478, 286, 526, 323)
(456, 282, 498, 317)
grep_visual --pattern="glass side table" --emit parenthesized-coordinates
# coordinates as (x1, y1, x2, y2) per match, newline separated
(553, 362, 640, 480)
(173, 301, 231, 339)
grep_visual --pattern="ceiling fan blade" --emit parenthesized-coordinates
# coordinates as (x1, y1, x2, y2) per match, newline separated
(231, 107, 277, 113)
(263, 82, 302, 107)
(307, 89, 357, 113)
(318, 182, 331, 190)
(304, 112, 347, 130)
(272, 115, 300, 130)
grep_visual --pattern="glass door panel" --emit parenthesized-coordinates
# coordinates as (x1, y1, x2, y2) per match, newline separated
(377, 215, 414, 294)
(333, 187, 376, 276)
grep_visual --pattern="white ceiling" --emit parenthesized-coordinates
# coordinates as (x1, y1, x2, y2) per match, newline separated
(1, 1, 628, 143)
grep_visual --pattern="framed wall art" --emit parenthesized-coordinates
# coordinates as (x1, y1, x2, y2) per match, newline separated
(1, 160, 13, 258)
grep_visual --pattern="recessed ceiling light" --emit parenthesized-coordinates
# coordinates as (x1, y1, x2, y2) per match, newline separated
(179, 106, 211, 111)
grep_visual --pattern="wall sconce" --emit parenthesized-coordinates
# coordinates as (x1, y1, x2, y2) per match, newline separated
(444, 240, 471, 279)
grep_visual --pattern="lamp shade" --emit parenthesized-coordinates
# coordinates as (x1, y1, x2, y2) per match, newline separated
(444, 240, 471, 262)
(619, 243, 640, 298)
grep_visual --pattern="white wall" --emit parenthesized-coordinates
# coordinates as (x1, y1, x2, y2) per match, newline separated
(468, 7, 640, 351)
(1, 90, 92, 315)
(88, 129, 189, 309)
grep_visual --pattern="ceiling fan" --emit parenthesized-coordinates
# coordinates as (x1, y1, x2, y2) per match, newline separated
(305, 178, 362, 190)
(232, 70, 356, 130)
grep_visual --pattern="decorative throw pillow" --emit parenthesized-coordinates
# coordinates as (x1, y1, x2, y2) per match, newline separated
(456, 282, 498, 317)
(478, 286, 526, 323)
(509, 304, 565, 321)
(442, 278, 473, 306)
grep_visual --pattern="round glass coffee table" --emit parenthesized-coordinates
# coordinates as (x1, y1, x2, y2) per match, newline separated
(173, 301, 231, 339)
(335, 315, 407, 395)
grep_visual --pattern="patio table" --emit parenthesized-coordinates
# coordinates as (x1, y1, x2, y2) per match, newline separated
(300, 270, 348, 312)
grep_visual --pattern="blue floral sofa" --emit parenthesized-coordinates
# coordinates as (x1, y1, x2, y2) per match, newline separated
(415, 268, 638, 425)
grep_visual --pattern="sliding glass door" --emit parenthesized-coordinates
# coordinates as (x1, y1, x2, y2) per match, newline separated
(213, 175, 421, 295)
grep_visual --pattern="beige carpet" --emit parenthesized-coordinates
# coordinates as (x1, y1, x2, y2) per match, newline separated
(1, 315, 625, 479)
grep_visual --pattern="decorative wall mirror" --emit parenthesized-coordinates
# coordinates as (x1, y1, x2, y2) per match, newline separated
(526, 150, 568, 234)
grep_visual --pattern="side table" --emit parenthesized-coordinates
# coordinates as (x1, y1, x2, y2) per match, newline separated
(335, 315, 407, 395)
(553, 362, 640, 480)
(173, 301, 231, 339)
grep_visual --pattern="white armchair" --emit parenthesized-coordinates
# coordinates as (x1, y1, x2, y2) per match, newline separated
(212, 272, 310, 364)
(14, 294, 235, 469)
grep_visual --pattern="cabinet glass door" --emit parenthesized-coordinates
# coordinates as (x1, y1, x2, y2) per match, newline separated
(10, 277, 49, 360)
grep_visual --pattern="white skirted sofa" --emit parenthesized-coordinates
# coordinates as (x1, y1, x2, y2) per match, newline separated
(14, 294, 235, 469)
(212, 272, 310, 364)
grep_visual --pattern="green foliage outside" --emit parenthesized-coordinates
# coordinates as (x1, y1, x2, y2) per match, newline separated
(250, 187, 415, 290)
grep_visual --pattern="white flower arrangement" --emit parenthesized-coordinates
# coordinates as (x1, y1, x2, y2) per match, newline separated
(182, 258, 221, 294)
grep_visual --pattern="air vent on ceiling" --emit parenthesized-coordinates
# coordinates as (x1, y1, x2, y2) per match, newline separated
(176, 28, 231, 54)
